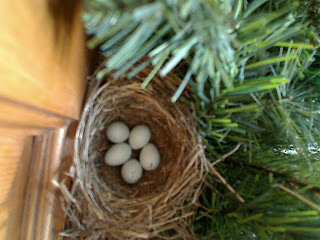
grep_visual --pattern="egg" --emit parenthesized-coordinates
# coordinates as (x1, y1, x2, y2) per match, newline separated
(139, 143, 161, 171)
(129, 125, 151, 150)
(104, 143, 132, 166)
(106, 121, 130, 143)
(121, 159, 143, 184)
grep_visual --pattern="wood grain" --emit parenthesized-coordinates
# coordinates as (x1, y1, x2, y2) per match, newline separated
(0, 98, 68, 129)
(0, 0, 87, 119)
(37, 127, 68, 240)
(20, 135, 48, 240)
(0, 134, 33, 240)
(0, 127, 45, 136)
(0, 0, 88, 239)
(0, 124, 78, 240)
(18, 123, 77, 240)
(53, 122, 79, 240)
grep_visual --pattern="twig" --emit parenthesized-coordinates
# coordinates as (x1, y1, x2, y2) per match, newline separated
(212, 143, 242, 166)
(207, 160, 245, 203)
(204, 179, 223, 197)
(273, 184, 320, 211)
(193, 202, 214, 212)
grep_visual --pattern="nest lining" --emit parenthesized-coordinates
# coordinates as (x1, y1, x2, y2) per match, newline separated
(60, 64, 207, 240)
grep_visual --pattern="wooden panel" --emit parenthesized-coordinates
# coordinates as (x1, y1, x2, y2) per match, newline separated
(0, 127, 45, 136)
(0, 134, 33, 240)
(0, 0, 87, 119)
(53, 122, 79, 240)
(19, 123, 77, 240)
(0, 98, 68, 129)
(20, 134, 48, 240)
(37, 127, 67, 240)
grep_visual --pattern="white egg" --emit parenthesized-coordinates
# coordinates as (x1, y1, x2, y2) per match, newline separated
(121, 159, 143, 184)
(129, 125, 151, 150)
(106, 121, 130, 143)
(104, 143, 132, 166)
(139, 143, 161, 171)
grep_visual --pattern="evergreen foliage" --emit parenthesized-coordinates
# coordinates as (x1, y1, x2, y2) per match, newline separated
(83, 0, 320, 239)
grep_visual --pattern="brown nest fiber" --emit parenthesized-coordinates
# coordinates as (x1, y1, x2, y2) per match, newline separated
(59, 62, 207, 240)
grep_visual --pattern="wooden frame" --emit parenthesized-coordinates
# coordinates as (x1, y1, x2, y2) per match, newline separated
(0, 0, 87, 239)
(17, 122, 77, 240)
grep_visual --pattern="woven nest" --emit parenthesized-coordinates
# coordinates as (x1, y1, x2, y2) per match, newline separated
(60, 62, 207, 240)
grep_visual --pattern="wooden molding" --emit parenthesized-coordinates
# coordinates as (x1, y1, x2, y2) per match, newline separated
(0, 134, 33, 240)
(18, 122, 77, 240)
(0, 97, 68, 129)
(52, 121, 78, 240)
(0, 127, 46, 136)
(20, 134, 49, 240)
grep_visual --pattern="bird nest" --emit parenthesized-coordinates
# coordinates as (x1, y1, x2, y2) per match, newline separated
(59, 62, 207, 239)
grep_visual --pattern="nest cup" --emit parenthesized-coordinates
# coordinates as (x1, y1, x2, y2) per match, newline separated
(62, 63, 206, 239)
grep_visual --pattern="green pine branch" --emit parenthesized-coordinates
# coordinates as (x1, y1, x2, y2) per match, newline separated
(83, 0, 320, 239)
(194, 163, 320, 240)
(84, 0, 317, 102)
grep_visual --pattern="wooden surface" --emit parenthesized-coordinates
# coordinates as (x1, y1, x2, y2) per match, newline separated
(53, 122, 79, 240)
(0, 98, 68, 128)
(0, 0, 88, 239)
(0, 0, 87, 119)
(0, 128, 45, 136)
(0, 134, 33, 240)
(20, 127, 68, 240)
(0, 124, 77, 240)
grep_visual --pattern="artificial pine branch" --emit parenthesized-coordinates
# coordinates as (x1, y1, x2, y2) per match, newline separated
(83, 0, 320, 239)
(194, 163, 320, 240)
(84, 0, 316, 101)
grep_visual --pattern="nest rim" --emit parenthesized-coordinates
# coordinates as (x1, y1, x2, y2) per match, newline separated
(63, 63, 207, 240)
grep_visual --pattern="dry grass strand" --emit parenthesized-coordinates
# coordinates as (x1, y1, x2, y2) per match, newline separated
(60, 63, 206, 239)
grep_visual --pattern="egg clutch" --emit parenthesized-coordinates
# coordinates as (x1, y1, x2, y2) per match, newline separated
(104, 121, 161, 184)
